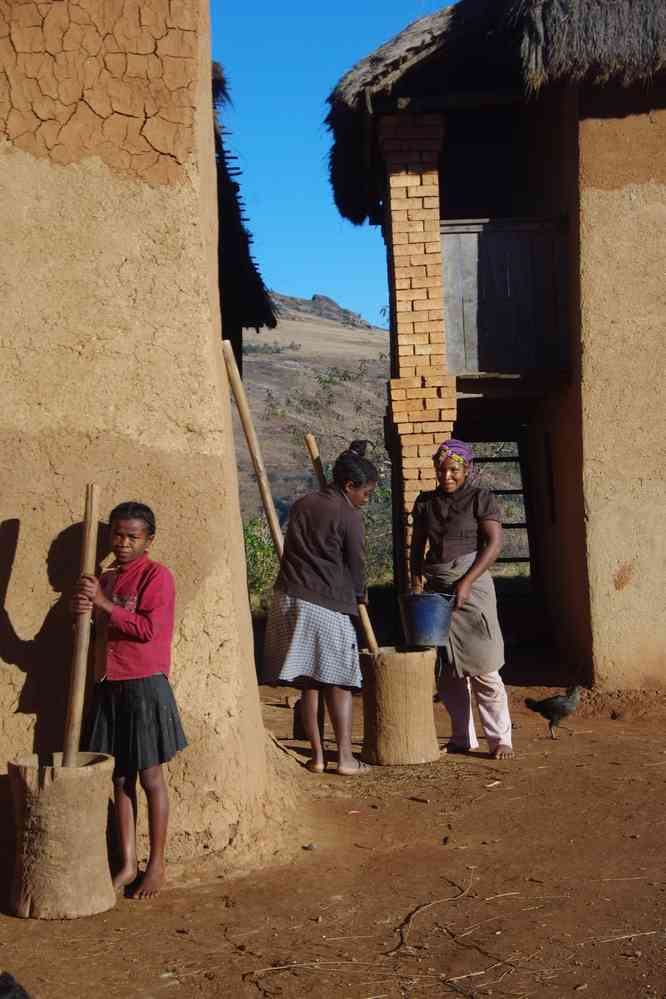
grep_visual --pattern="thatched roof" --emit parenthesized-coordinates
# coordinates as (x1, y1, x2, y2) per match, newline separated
(327, 0, 666, 223)
(213, 63, 276, 347)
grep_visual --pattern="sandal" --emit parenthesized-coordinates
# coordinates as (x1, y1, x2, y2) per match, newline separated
(334, 760, 372, 777)
(305, 760, 325, 774)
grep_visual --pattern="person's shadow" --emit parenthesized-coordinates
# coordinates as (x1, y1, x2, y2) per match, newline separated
(0, 519, 109, 755)
(0, 518, 108, 909)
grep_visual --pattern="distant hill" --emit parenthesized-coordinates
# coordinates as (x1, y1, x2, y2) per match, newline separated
(270, 291, 385, 331)
(235, 312, 388, 520)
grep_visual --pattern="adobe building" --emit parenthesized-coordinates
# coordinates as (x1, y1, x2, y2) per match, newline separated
(0, 0, 291, 865)
(327, 0, 666, 688)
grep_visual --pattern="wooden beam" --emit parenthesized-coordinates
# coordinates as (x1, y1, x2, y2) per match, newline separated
(372, 90, 523, 114)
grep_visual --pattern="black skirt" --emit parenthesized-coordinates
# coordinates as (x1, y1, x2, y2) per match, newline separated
(85, 673, 187, 778)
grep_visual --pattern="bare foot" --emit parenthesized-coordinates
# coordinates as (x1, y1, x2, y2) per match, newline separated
(305, 759, 325, 774)
(129, 861, 165, 900)
(492, 744, 515, 760)
(112, 863, 138, 893)
(335, 759, 371, 777)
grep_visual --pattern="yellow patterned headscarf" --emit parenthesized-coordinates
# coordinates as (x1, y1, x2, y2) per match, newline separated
(433, 439, 473, 467)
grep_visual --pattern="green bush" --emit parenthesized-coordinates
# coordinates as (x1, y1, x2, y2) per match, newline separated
(242, 339, 301, 355)
(243, 515, 279, 611)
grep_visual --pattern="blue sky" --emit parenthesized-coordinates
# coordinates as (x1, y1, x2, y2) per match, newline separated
(210, 2, 446, 327)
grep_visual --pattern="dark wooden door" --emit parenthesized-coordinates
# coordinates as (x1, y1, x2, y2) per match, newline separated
(441, 219, 567, 374)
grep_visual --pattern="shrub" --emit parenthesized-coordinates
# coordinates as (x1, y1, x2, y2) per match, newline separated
(243, 515, 279, 610)
(242, 339, 301, 355)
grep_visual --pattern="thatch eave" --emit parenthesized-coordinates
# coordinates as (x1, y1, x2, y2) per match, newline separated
(213, 63, 277, 342)
(326, 0, 666, 225)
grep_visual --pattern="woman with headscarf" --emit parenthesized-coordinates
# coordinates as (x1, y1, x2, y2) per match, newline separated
(410, 439, 514, 760)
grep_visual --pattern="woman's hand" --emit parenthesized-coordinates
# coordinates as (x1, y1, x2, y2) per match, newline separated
(411, 575, 424, 594)
(453, 575, 473, 610)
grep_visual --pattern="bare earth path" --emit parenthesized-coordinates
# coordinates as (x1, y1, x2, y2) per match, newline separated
(2, 692, 666, 999)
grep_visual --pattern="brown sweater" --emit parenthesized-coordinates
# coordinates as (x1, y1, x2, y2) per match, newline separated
(276, 486, 365, 616)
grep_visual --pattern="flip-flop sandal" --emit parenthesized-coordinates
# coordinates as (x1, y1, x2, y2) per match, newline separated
(304, 760, 325, 774)
(334, 760, 372, 777)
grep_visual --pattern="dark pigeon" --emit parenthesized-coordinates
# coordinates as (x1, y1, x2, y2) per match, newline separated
(525, 686, 583, 739)
(0, 973, 32, 999)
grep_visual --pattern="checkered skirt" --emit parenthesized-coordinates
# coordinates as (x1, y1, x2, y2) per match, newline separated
(263, 591, 362, 689)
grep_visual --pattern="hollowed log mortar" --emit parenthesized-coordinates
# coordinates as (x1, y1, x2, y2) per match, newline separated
(360, 647, 440, 765)
(9, 752, 115, 919)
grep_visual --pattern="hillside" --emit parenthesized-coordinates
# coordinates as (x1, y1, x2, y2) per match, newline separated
(270, 290, 382, 331)
(232, 307, 527, 585)
(233, 314, 389, 521)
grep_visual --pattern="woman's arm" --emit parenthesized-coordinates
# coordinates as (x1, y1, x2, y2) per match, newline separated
(453, 519, 503, 609)
(409, 522, 428, 592)
(343, 513, 367, 602)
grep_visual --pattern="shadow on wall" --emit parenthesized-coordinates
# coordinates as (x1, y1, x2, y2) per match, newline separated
(0, 518, 112, 911)
(0, 773, 13, 913)
(0, 518, 110, 756)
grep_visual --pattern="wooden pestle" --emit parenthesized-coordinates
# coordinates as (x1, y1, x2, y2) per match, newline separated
(62, 482, 99, 767)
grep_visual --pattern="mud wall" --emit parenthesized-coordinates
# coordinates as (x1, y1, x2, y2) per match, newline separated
(0, 0, 291, 865)
(578, 85, 666, 688)
(525, 88, 594, 676)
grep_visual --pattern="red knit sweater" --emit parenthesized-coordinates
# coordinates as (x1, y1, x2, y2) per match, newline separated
(94, 554, 175, 681)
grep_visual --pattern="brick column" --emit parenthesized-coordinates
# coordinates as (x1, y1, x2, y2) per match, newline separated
(379, 113, 457, 586)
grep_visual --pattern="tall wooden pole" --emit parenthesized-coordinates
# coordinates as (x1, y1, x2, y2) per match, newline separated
(62, 483, 99, 767)
(222, 340, 284, 558)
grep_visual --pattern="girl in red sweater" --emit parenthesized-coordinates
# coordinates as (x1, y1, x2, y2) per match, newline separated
(72, 502, 187, 899)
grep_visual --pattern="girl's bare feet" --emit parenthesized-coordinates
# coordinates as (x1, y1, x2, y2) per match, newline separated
(112, 863, 138, 892)
(335, 759, 371, 776)
(129, 860, 165, 899)
(492, 744, 514, 759)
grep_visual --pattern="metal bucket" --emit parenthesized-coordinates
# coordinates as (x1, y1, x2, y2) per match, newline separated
(399, 592, 454, 647)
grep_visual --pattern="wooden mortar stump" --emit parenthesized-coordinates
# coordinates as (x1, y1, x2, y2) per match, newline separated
(9, 752, 116, 919)
(360, 646, 440, 765)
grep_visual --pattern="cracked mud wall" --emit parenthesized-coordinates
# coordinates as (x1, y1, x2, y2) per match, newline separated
(578, 86, 666, 689)
(0, 0, 196, 183)
(0, 0, 294, 865)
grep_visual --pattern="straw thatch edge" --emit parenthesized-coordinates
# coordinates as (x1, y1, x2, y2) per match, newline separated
(326, 0, 666, 224)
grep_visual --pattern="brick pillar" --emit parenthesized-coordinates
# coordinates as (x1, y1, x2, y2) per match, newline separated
(379, 114, 457, 587)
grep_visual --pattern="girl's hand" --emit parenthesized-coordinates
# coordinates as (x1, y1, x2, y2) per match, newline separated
(453, 576, 473, 610)
(70, 591, 93, 616)
(77, 574, 101, 602)
(411, 575, 424, 593)
(78, 574, 116, 614)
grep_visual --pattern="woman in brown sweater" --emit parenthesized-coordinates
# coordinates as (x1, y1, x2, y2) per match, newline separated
(263, 443, 377, 775)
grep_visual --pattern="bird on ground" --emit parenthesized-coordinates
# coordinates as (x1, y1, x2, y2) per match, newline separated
(0, 973, 32, 999)
(525, 686, 583, 739)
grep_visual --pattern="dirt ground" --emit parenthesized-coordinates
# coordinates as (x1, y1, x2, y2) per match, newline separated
(2, 686, 666, 999)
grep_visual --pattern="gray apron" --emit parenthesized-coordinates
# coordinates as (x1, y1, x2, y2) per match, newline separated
(424, 552, 505, 677)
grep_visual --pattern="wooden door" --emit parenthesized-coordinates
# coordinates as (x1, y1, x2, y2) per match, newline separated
(441, 219, 566, 374)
